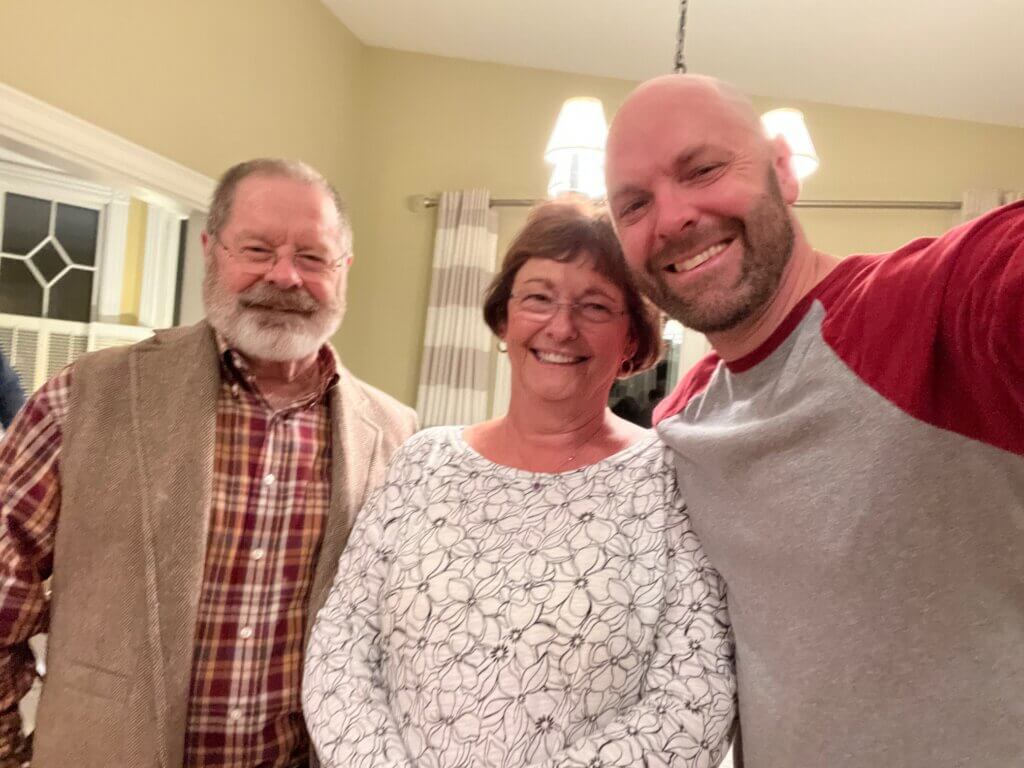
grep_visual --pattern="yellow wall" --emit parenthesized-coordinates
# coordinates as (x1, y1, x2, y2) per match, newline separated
(3, 4, 1024, 404)
(0, 0, 367, 202)
(347, 49, 1024, 403)
(765, 94, 1024, 254)
(338, 50, 640, 402)
(119, 197, 148, 324)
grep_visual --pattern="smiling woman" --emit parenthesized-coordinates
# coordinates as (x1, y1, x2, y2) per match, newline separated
(302, 197, 738, 768)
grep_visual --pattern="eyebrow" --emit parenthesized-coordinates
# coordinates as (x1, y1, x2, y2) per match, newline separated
(517, 277, 617, 300)
(671, 144, 718, 172)
(234, 229, 275, 242)
(517, 277, 554, 289)
(610, 143, 727, 203)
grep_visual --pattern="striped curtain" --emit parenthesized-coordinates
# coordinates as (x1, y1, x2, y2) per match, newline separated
(416, 190, 498, 427)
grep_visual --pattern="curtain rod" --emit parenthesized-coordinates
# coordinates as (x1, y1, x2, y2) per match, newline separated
(409, 194, 962, 212)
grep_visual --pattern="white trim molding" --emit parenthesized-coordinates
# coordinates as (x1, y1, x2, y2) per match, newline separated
(0, 82, 213, 214)
(96, 197, 130, 321)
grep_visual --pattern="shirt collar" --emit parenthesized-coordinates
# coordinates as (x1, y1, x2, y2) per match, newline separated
(215, 331, 340, 405)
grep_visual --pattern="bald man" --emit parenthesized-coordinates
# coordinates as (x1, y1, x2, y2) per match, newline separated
(605, 75, 1023, 768)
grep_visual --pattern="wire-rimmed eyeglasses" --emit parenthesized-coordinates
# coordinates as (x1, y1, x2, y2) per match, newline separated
(510, 292, 627, 324)
(216, 240, 345, 278)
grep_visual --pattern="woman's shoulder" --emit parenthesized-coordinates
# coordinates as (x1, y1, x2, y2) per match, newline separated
(391, 425, 468, 466)
(593, 431, 671, 474)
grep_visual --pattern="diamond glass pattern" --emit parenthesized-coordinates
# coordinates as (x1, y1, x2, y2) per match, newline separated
(30, 241, 67, 283)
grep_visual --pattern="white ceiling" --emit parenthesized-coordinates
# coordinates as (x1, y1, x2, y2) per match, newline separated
(323, 0, 1024, 127)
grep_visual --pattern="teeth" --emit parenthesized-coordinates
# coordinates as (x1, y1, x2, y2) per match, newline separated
(536, 351, 580, 364)
(668, 241, 728, 273)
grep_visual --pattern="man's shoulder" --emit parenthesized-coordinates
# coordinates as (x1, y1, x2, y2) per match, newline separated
(72, 321, 211, 374)
(337, 366, 418, 435)
(652, 353, 721, 425)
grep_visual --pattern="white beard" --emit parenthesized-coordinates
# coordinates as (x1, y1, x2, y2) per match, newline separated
(221, 306, 340, 361)
(203, 266, 344, 362)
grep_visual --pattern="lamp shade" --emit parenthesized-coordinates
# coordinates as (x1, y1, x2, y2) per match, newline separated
(761, 108, 819, 180)
(544, 97, 608, 161)
(544, 97, 609, 199)
(547, 153, 606, 199)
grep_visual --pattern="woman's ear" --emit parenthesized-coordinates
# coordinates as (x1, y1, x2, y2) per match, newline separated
(625, 329, 639, 360)
(618, 333, 639, 377)
(496, 322, 508, 353)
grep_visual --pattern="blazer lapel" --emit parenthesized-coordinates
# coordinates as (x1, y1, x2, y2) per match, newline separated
(128, 321, 219, 763)
(308, 369, 382, 627)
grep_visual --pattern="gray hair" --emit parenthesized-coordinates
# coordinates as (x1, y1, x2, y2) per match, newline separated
(206, 158, 353, 254)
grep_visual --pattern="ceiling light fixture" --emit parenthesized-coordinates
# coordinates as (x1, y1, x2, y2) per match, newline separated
(541, 0, 818, 199)
(544, 96, 608, 199)
(761, 107, 820, 180)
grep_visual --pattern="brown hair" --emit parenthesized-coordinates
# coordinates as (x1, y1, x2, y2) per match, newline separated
(206, 158, 353, 254)
(482, 196, 661, 376)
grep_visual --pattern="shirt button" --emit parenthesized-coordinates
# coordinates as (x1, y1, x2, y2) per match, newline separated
(228, 708, 243, 722)
(239, 626, 254, 639)
(251, 548, 265, 561)
(262, 473, 276, 486)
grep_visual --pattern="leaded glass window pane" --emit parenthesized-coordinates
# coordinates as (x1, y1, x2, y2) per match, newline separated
(0, 258, 44, 317)
(47, 268, 93, 322)
(2, 193, 50, 256)
(55, 203, 99, 266)
(31, 241, 67, 282)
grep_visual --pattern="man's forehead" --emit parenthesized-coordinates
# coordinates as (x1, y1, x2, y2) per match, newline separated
(612, 83, 753, 148)
(234, 173, 329, 205)
(231, 177, 339, 222)
(607, 79, 762, 185)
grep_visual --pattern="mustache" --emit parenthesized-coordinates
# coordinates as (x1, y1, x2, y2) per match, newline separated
(238, 283, 321, 313)
(651, 222, 742, 270)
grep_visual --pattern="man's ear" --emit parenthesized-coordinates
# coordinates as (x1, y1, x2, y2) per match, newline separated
(770, 136, 801, 205)
(201, 230, 215, 267)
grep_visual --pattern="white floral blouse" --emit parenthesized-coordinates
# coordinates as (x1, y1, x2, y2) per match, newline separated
(303, 427, 736, 768)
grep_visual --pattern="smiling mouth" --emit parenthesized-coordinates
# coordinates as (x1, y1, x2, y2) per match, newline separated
(532, 349, 587, 365)
(665, 240, 731, 273)
(244, 302, 311, 315)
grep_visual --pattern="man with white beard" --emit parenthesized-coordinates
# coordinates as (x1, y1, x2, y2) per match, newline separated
(0, 159, 417, 768)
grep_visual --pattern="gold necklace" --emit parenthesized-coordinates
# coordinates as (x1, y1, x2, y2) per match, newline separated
(552, 421, 607, 473)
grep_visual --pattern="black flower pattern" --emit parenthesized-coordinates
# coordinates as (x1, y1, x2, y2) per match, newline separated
(303, 427, 735, 767)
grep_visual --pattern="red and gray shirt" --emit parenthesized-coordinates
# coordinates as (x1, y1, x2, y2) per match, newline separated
(655, 202, 1024, 767)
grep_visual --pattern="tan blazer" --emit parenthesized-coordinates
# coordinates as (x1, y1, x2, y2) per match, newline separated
(30, 321, 417, 768)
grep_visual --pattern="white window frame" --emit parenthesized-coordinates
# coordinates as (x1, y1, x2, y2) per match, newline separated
(0, 159, 129, 322)
(0, 82, 213, 328)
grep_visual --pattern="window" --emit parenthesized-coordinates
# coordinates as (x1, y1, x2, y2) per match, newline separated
(0, 192, 101, 322)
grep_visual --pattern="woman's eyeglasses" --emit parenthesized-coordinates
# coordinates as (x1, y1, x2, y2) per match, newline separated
(510, 292, 626, 324)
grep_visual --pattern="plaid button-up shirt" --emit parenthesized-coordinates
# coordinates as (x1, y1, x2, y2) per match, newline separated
(0, 338, 338, 767)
